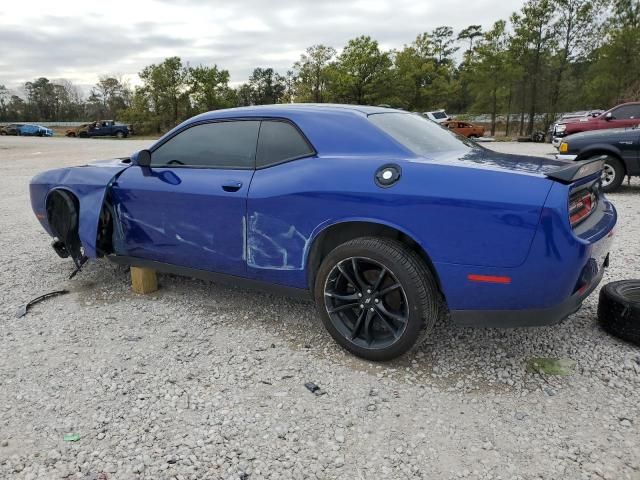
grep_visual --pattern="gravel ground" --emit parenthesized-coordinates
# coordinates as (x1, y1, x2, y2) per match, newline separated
(1, 136, 639, 480)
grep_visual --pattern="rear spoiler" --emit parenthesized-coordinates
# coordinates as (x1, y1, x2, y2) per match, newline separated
(546, 156, 605, 183)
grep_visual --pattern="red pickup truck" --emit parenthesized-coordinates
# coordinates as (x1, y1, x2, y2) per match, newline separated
(552, 102, 640, 147)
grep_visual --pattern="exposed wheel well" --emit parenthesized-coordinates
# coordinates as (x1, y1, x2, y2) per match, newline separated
(46, 189, 83, 260)
(306, 221, 443, 295)
(46, 189, 79, 234)
(578, 151, 627, 175)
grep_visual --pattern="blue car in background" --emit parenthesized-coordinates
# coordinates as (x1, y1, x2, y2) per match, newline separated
(29, 105, 616, 360)
(17, 124, 53, 137)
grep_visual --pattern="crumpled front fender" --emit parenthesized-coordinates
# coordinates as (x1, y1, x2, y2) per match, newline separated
(30, 159, 131, 258)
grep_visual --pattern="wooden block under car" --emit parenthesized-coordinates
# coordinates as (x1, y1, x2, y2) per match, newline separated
(130, 266, 158, 294)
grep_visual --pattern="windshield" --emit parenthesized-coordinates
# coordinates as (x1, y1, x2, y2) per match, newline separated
(369, 112, 474, 156)
(431, 111, 447, 119)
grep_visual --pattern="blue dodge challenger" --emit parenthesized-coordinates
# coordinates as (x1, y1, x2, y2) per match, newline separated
(30, 105, 616, 360)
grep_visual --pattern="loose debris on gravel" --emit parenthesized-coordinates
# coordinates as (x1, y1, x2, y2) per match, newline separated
(0, 138, 639, 479)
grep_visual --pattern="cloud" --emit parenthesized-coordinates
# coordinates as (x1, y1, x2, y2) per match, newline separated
(0, 0, 518, 92)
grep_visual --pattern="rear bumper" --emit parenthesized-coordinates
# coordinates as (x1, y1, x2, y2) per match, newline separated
(450, 254, 608, 327)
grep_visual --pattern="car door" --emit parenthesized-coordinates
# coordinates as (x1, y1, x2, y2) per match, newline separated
(459, 122, 472, 137)
(607, 105, 640, 129)
(87, 122, 99, 137)
(110, 119, 260, 276)
(246, 119, 317, 286)
(620, 129, 640, 174)
(96, 121, 110, 137)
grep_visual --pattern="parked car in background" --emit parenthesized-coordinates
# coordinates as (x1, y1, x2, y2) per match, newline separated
(30, 104, 615, 361)
(556, 126, 640, 192)
(76, 120, 133, 138)
(422, 109, 450, 124)
(0, 123, 23, 135)
(552, 102, 640, 147)
(443, 120, 485, 138)
(65, 123, 90, 137)
(550, 110, 603, 145)
(11, 124, 53, 137)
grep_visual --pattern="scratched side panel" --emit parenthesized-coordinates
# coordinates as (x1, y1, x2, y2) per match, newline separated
(246, 154, 552, 290)
(29, 160, 131, 257)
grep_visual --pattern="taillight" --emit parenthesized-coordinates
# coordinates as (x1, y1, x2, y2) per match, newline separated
(569, 189, 597, 227)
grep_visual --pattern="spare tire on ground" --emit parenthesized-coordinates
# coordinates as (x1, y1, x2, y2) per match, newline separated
(598, 280, 640, 346)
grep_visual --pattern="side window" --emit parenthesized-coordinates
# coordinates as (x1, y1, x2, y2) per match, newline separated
(151, 120, 260, 168)
(256, 120, 315, 168)
(612, 105, 640, 119)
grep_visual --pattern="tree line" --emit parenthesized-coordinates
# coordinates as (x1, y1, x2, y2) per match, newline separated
(0, 0, 638, 136)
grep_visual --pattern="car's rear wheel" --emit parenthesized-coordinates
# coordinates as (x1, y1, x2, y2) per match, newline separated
(314, 237, 440, 361)
(591, 155, 624, 193)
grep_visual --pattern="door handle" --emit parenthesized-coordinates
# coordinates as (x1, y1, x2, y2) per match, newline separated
(222, 181, 243, 192)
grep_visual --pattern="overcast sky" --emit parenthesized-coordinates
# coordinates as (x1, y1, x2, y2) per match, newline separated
(0, 0, 521, 92)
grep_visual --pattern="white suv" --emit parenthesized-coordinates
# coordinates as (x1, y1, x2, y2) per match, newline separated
(422, 110, 450, 124)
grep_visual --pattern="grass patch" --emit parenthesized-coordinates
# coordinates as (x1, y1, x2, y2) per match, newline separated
(526, 357, 575, 376)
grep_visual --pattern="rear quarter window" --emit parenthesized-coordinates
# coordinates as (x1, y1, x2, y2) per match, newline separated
(369, 113, 473, 156)
(256, 120, 315, 168)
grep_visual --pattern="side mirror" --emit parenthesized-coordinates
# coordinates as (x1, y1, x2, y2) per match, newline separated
(605, 112, 614, 121)
(137, 149, 152, 167)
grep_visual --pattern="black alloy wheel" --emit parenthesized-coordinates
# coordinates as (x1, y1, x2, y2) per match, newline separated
(314, 237, 440, 361)
(324, 256, 409, 350)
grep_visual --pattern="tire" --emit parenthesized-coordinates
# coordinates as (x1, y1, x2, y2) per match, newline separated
(591, 156, 624, 193)
(598, 280, 640, 346)
(79, 132, 88, 138)
(116, 131, 125, 139)
(313, 237, 440, 361)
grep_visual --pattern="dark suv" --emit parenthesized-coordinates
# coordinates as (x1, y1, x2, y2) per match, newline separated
(556, 126, 640, 192)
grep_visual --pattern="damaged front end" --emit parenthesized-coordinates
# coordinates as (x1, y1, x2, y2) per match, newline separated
(30, 158, 132, 274)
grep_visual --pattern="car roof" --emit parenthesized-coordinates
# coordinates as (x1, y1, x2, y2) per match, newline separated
(194, 103, 397, 121)
(606, 101, 640, 112)
(157, 104, 417, 157)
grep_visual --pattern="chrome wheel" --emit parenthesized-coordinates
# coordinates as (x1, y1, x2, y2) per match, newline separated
(601, 163, 616, 187)
(323, 256, 408, 350)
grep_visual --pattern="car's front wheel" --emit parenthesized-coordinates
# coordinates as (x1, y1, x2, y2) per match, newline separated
(314, 237, 440, 361)
(592, 155, 625, 193)
(116, 131, 125, 139)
